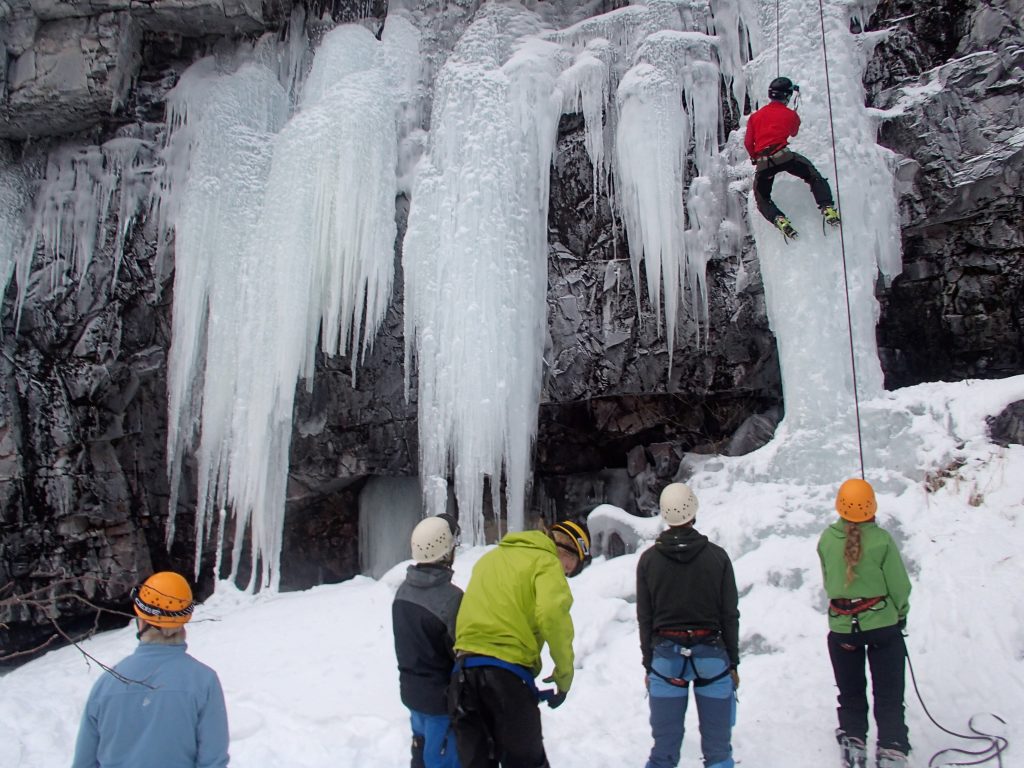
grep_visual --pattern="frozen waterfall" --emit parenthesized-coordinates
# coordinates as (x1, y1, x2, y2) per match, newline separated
(740, 0, 902, 481)
(2, 0, 906, 583)
(161, 18, 420, 589)
(405, 0, 761, 541)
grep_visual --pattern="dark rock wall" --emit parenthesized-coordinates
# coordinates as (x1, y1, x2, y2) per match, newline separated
(869, 0, 1024, 387)
(2, 0, 1022, 659)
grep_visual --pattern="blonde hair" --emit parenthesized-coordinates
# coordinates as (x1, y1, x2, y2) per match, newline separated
(843, 521, 863, 586)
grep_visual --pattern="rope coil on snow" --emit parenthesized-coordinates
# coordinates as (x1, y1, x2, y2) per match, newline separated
(905, 645, 1009, 767)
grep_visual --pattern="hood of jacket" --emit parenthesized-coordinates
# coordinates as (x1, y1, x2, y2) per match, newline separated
(498, 530, 557, 557)
(655, 524, 709, 563)
(405, 563, 455, 589)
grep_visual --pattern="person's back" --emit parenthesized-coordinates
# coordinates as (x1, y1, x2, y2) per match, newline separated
(637, 484, 739, 768)
(71, 571, 229, 768)
(393, 514, 464, 768)
(454, 530, 574, 685)
(73, 643, 228, 768)
(744, 99, 800, 159)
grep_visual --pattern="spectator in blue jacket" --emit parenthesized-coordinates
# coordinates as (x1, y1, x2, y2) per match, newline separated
(71, 571, 230, 768)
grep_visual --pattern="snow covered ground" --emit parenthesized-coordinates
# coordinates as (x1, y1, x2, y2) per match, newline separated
(2, 375, 1022, 767)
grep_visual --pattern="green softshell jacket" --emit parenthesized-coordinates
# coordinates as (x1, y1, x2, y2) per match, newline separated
(454, 531, 576, 692)
(817, 520, 911, 633)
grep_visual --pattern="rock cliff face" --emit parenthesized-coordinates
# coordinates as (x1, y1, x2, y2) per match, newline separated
(1, 0, 1021, 659)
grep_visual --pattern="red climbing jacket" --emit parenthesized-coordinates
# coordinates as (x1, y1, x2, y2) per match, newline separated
(744, 101, 801, 160)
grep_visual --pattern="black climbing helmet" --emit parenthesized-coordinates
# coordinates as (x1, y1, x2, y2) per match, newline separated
(768, 76, 796, 101)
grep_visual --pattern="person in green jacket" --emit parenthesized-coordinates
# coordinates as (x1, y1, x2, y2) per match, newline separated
(818, 478, 912, 768)
(448, 520, 592, 768)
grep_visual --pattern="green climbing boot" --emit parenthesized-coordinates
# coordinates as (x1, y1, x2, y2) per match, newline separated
(774, 216, 798, 239)
(822, 205, 841, 226)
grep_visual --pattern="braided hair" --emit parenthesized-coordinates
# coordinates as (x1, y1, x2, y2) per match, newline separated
(843, 522, 863, 586)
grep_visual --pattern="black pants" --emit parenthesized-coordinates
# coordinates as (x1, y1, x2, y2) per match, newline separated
(827, 625, 910, 753)
(448, 665, 549, 768)
(753, 152, 834, 222)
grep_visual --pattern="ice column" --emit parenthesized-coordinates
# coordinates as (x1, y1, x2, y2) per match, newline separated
(615, 30, 721, 362)
(403, 5, 557, 542)
(162, 61, 289, 588)
(163, 18, 418, 589)
(745, 0, 901, 479)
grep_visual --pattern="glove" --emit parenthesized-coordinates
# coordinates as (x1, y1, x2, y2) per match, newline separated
(542, 675, 567, 709)
(897, 617, 907, 633)
(546, 689, 567, 709)
(730, 668, 740, 690)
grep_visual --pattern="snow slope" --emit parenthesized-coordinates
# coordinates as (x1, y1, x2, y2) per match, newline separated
(2, 376, 1021, 767)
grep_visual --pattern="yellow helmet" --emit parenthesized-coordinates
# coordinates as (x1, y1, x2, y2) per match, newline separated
(835, 478, 877, 523)
(132, 571, 195, 628)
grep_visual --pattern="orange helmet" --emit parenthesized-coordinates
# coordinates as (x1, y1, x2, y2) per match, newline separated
(835, 478, 877, 523)
(132, 571, 195, 628)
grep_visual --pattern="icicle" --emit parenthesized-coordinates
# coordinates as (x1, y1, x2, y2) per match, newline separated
(0, 146, 29, 321)
(615, 31, 708, 368)
(404, 5, 559, 542)
(557, 39, 612, 212)
(161, 18, 418, 590)
(160, 59, 290, 583)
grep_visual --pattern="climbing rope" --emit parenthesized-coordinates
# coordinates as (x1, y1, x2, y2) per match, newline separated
(905, 644, 1010, 767)
(816, 0, 865, 479)
(775, 0, 780, 78)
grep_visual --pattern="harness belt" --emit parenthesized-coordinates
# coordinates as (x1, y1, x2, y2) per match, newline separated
(452, 655, 556, 702)
(829, 596, 885, 615)
(754, 146, 794, 172)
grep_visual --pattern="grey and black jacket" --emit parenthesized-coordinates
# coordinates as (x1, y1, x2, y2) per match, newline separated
(392, 563, 463, 714)
(636, 525, 740, 671)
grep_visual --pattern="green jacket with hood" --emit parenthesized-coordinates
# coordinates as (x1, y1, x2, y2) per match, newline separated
(817, 519, 911, 633)
(454, 530, 576, 692)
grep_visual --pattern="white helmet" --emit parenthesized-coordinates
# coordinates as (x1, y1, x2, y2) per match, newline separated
(660, 483, 699, 527)
(410, 515, 458, 564)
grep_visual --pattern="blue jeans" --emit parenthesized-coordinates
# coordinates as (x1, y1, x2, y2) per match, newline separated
(410, 710, 460, 768)
(646, 640, 736, 768)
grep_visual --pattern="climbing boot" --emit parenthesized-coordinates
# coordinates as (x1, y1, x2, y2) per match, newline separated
(774, 215, 798, 239)
(837, 732, 867, 768)
(876, 747, 909, 768)
(821, 205, 841, 226)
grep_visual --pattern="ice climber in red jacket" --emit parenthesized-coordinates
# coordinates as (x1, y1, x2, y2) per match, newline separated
(744, 76, 841, 240)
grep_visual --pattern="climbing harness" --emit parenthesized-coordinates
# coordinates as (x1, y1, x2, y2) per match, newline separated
(648, 631, 732, 689)
(829, 596, 886, 632)
(828, 596, 885, 616)
(754, 146, 794, 172)
(904, 643, 1010, 767)
(452, 655, 556, 703)
(449, 655, 556, 763)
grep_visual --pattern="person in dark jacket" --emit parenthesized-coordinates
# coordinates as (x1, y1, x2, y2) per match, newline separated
(637, 483, 740, 768)
(818, 479, 911, 768)
(393, 514, 464, 768)
(71, 571, 230, 768)
(744, 75, 841, 239)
